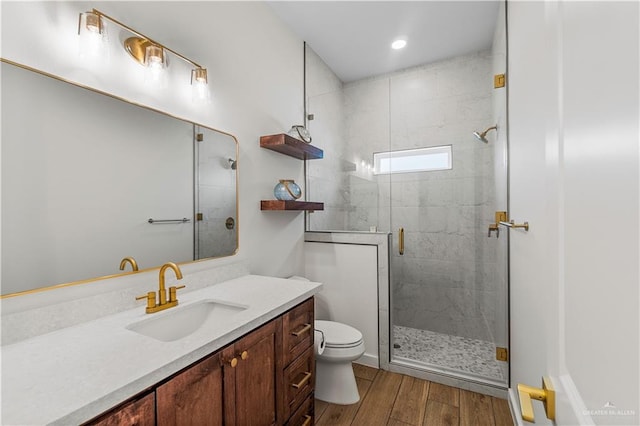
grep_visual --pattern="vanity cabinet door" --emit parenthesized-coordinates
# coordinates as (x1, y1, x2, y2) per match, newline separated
(86, 392, 155, 426)
(156, 351, 224, 426)
(224, 318, 283, 426)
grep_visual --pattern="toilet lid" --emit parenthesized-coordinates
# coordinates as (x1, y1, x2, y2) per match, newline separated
(315, 320, 363, 347)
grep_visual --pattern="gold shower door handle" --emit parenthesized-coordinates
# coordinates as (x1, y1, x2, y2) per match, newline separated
(399, 228, 404, 255)
(517, 377, 555, 422)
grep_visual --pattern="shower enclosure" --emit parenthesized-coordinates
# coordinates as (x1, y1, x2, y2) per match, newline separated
(305, 3, 508, 389)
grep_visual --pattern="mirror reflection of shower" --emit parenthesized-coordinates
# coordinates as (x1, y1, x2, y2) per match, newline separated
(228, 158, 237, 170)
(473, 125, 497, 143)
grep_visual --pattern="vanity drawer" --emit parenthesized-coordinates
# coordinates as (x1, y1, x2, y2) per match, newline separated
(283, 345, 315, 420)
(282, 297, 314, 366)
(284, 393, 314, 426)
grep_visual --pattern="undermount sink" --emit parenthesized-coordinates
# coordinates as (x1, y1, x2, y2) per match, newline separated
(127, 299, 248, 342)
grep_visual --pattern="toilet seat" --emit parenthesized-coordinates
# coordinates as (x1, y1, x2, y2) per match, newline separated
(315, 320, 363, 349)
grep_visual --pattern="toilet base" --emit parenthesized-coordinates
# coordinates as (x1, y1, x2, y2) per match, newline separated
(315, 359, 360, 405)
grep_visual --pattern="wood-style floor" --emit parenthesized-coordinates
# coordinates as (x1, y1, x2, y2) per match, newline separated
(314, 364, 513, 426)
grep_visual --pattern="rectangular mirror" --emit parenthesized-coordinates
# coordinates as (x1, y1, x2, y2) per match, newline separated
(1, 60, 238, 296)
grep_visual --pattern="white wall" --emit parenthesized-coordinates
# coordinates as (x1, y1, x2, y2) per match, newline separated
(1, 1, 309, 292)
(304, 241, 379, 367)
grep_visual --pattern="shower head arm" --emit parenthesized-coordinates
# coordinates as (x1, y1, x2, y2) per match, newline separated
(481, 125, 498, 137)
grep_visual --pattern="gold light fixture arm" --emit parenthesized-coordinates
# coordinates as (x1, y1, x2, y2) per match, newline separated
(90, 8, 203, 69)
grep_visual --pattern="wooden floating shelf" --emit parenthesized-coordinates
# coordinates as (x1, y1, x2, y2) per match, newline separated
(260, 133, 323, 160)
(261, 200, 324, 211)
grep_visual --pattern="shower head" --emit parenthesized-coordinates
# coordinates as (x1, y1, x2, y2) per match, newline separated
(473, 125, 498, 143)
(473, 131, 486, 142)
(228, 158, 237, 170)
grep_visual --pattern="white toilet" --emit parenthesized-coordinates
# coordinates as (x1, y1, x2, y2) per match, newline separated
(314, 319, 366, 405)
(288, 275, 366, 404)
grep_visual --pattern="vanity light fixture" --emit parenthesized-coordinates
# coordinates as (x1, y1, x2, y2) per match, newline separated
(391, 39, 407, 50)
(78, 9, 211, 102)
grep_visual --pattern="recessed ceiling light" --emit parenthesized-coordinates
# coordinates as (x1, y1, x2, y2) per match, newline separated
(391, 39, 407, 50)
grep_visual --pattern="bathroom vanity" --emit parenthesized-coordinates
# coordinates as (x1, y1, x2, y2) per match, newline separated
(1, 275, 320, 425)
(88, 297, 315, 425)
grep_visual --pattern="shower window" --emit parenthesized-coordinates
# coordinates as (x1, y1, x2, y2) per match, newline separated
(373, 145, 452, 175)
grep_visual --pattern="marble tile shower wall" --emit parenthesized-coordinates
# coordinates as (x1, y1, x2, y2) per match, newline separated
(384, 52, 497, 342)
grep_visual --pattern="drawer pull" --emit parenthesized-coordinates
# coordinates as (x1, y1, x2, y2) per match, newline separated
(291, 323, 312, 337)
(237, 350, 249, 360)
(291, 371, 312, 389)
(302, 414, 312, 426)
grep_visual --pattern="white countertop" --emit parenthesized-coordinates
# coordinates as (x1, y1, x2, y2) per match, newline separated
(1, 275, 321, 425)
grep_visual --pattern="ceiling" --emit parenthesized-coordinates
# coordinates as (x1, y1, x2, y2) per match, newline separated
(267, 1, 500, 83)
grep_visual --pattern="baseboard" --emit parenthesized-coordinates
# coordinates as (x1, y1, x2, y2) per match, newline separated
(355, 353, 379, 368)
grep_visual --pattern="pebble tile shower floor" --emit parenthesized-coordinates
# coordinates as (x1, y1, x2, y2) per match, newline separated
(393, 325, 504, 381)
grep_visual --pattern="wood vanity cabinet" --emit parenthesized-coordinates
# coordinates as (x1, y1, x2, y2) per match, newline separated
(85, 297, 314, 426)
(222, 318, 282, 425)
(156, 351, 225, 425)
(89, 392, 155, 426)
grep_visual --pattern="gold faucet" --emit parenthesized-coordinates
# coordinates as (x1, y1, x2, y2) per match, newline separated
(119, 257, 139, 272)
(135, 262, 186, 314)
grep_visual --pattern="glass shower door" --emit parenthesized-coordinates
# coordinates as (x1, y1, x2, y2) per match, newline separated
(387, 49, 509, 386)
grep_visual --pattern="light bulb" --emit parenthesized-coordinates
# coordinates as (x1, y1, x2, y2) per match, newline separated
(144, 44, 166, 87)
(78, 12, 108, 61)
(391, 39, 407, 50)
(191, 68, 211, 104)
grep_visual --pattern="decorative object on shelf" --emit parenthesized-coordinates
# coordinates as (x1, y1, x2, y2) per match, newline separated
(287, 125, 312, 143)
(274, 179, 302, 201)
(77, 9, 210, 103)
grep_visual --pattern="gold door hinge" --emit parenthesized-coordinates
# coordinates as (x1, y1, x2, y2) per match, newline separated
(496, 347, 509, 361)
(196, 133, 204, 142)
(494, 73, 506, 88)
(196, 213, 203, 221)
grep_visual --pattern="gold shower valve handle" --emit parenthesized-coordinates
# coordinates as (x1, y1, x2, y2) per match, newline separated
(499, 220, 530, 231)
(517, 377, 555, 423)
